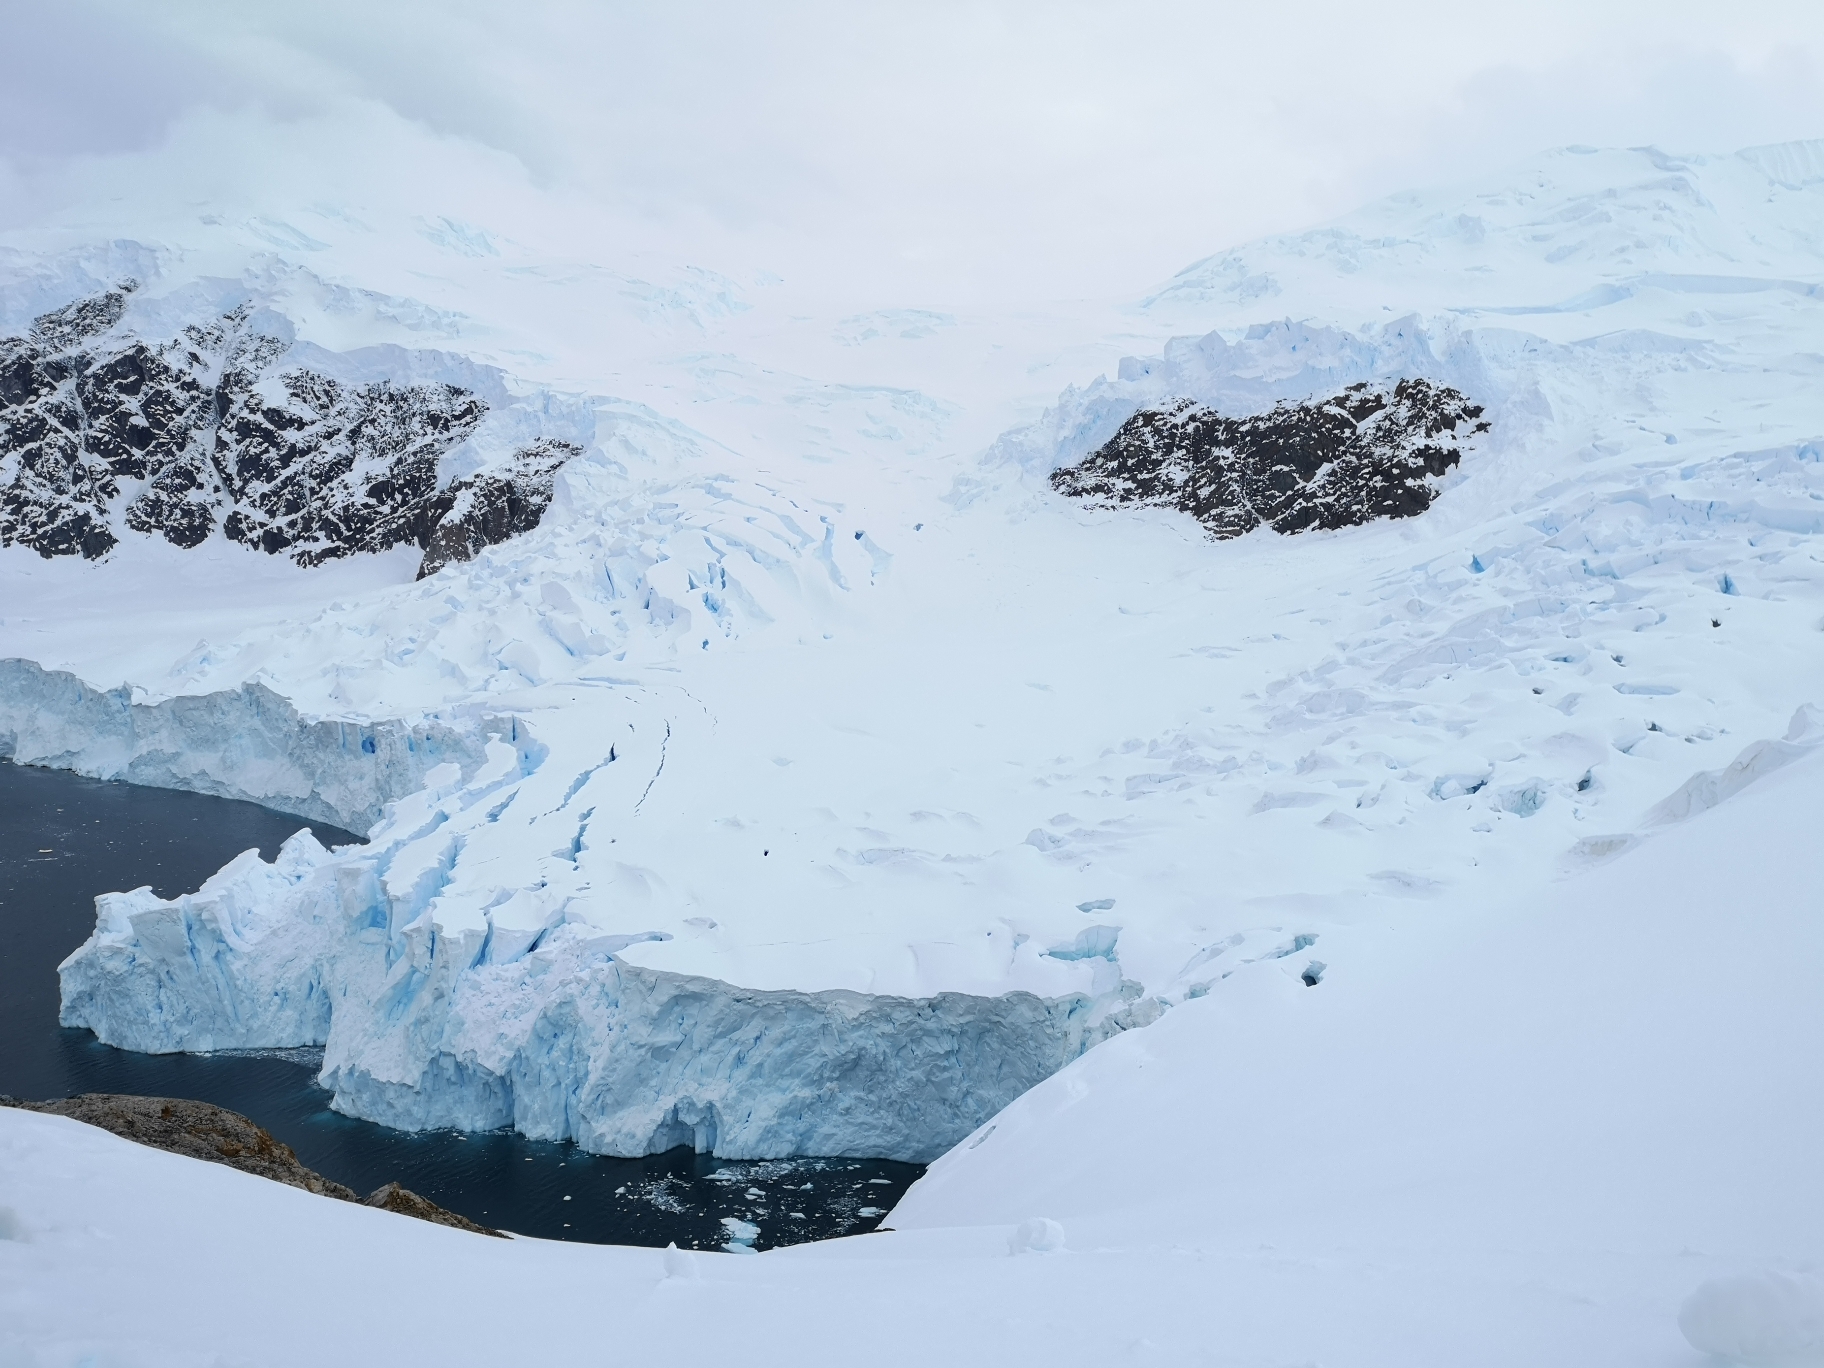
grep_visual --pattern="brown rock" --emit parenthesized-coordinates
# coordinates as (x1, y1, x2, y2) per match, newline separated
(364, 1182, 501, 1237)
(2, 1094, 502, 1237)
(2, 1093, 357, 1198)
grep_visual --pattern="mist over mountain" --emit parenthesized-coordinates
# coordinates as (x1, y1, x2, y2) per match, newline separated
(3, 8, 1823, 1366)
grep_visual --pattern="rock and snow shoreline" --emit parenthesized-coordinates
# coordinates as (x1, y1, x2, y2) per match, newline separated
(0, 1093, 500, 1235)
(6, 663, 1160, 1161)
(4, 143, 1823, 1219)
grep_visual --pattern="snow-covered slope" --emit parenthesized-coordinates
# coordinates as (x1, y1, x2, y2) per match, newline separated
(6, 733, 1819, 1367)
(6, 141, 1823, 1164)
(892, 735, 1824, 1271)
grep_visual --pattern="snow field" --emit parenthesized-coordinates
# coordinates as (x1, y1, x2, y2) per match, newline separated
(13, 142, 1824, 1179)
(6, 738, 1822, 1366)
(1681, 1273, 1824, 1366)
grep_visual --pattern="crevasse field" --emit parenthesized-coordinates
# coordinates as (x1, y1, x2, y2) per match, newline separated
(4, 139, 1823, 1366)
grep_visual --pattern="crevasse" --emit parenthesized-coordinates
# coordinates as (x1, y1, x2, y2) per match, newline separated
(58, 820, 1154, 1163)
(43, 682, 1157, 1162)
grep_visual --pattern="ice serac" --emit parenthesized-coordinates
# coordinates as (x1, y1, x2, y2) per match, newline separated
(0, 658, 490, 833)
(0, 286, 582, 576)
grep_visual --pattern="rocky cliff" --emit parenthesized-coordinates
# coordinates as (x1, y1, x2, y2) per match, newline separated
(0, 284, 577, 577)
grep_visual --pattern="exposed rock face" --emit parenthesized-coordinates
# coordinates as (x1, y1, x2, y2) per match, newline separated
(0, 284, 579, 575)
(1, 1093, 501, 1236)
(416, 437, 578, 580)
(1051, 379, 1488, 538)
(361, 1182, 500, 1236)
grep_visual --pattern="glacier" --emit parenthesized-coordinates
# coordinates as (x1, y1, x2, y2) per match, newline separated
(57, 754, 1156, 1161)
(0, 657, 487, 832)
(2, 0, 1823, 1350)
(10, 651, 1822, 1368)
(10, 139, 1824, 1177)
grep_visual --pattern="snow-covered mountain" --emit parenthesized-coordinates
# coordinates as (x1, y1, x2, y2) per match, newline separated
(0, 280, 580, 576)
(3, 141, 1821, 1180)
(4, 135, 1823, 1365)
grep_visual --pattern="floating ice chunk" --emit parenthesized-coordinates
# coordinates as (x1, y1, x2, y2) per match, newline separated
(1679, 1271, 1824, 1366)
(1008, 1217, 1065, 1255)
(58, 834, 339, 1053)
(720, 1217, 760, 1253)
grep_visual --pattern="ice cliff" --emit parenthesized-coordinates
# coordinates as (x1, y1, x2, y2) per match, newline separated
(58, 741, 1157, 1161)
(0, 658, 486, 833)
(22, 141, 1824, 1166)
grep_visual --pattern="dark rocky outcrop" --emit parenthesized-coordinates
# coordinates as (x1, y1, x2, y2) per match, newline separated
(0, 285, 578, 575)
(2, 1093, 502, 1236)
(415, 437, 579, 579)
(1051, 378, 1488, 538)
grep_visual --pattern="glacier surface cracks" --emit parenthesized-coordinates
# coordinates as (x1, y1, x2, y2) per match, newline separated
(19, 144, 1824, 1169)
(56, 722, 1158, 1162)
(44, 299, 1824, 1164)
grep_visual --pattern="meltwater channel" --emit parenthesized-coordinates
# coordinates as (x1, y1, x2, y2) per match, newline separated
(0, 758, 921, 1248)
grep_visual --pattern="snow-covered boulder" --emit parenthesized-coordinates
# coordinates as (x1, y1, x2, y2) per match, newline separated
(1681, 1273, 1824, 1367)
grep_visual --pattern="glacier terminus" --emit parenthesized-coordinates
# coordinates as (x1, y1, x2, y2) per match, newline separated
(1, 39, 1821, 1360)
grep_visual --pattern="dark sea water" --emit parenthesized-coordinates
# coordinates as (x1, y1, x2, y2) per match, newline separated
(0, 758, 920, 1248)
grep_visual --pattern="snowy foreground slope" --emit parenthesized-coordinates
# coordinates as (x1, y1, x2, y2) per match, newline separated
(4, 142, 1824, 1164)
(4, 742, 1820, 1367)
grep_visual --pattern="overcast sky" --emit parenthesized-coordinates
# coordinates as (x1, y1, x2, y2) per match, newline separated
(3, 1, 1823, 305)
